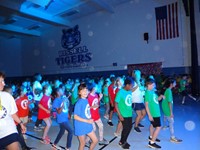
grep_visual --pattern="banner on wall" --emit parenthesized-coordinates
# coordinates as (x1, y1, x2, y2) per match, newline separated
(127, 62, 162, 76)
(55, 25, 92, 69)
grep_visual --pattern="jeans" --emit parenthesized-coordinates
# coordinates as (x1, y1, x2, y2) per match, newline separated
(54, 121, 73, 148)
(120, 117, 132, 144)
(164, 116, 175, 138)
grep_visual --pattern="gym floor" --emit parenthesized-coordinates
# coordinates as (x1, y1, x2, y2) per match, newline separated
(25, 95, 200, 150)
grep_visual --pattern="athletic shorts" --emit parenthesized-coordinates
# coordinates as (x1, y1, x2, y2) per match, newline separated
(181, 90, 187, 96)
(0, 133, 19, 149)
(132, 103, 145, 111)
(150, 117, 161, 128)
(20, 116, 28, 124)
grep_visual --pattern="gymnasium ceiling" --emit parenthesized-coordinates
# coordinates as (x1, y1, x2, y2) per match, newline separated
(0, 0, 130, 38)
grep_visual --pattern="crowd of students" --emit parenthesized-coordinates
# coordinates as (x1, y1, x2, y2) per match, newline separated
(1, 71, 197, 150)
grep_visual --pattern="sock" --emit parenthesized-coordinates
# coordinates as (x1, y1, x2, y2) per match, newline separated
(150, 141, 154, 144)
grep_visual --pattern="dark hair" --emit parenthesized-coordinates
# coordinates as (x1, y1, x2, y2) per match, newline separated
(0, 72, 5, 78)
(164, 78, 176, 88)
(87, 82, 96, 91)
(78, 83, 87, 92)
(124, 77, 134, 86)
(110, 77, 116, 82)
(3, 85, 12, 93)
(145, 78, 155, 86)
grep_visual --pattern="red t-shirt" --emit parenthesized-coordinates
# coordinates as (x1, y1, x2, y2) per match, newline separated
(108, 83, 116, 104)
(38, 95, 51, 119)
(87, 93, 100, 121)
(16, 95, 29, 117)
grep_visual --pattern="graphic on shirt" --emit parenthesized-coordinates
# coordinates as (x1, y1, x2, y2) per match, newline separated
(62, 100, 69, 113)
(21, 100, 28, 109)
(125, 94, 132, 106)
(153, 94, 158, 104)
(0, 106, 7, 119)
(91, 98, 98, 110)
(48, 98, 52, 109)
(85, 104, 91, 119)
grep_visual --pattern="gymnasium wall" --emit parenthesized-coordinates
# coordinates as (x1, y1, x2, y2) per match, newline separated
(0, 0, 199, 77)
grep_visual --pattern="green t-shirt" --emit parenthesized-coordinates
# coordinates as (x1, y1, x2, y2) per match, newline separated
(162, 88, 173, 116)
(102, 86, 109, 103)
(71, 86, 78, 105)
(115, 88, 132, 117)
(179, 79, 186, 92)
(145, 90, 160, 117)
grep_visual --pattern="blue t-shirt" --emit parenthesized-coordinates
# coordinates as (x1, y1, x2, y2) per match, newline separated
(53, 97, 69, 123)
(74, 98, 93, 136)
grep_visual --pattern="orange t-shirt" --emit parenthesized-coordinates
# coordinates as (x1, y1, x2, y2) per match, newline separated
(16, 95, 29, 117)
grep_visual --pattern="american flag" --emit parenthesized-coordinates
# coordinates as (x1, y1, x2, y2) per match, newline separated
(155, 2, 179, 40)
(199, 0, 200, 12)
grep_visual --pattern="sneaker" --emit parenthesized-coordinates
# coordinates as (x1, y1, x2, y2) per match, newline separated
(121, 143, 130, 149)
(51, 144, 61, 150)
(41, 138, 50, 144)
(39, 124, 45, 129)
(170, 137, 182, 143)
(138, 123, 144, 128)
(34, 126, 42, 131)
(107, 121, 114, 127)
(134, 127, 141, 133)
(99, 138, 109, 145)
(148, 142, 161, 149)
(148, 136, 160, 142)
(85, 140, 91, 147)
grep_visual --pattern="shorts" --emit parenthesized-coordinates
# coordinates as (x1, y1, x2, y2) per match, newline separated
(20, 116, 28, 124)
(150, 117, 161, 128)
(132, 103, 145, 111)
(181, 90, 187, 96)
(0, 133, 19, 149)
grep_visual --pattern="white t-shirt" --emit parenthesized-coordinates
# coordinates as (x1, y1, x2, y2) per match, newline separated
(32, 81, 43, 101)
(132, 83, 144, 103)
(0, 91, 18, 138)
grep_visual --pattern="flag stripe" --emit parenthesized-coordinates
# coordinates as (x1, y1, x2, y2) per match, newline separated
(155, 2, 179, 40)
(175, 2, 179, 37)
(162, 19, 165, 39)
(168, 4, 172, 38)
(166, 15, 168, 39)
(172, 4, 176, 38)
